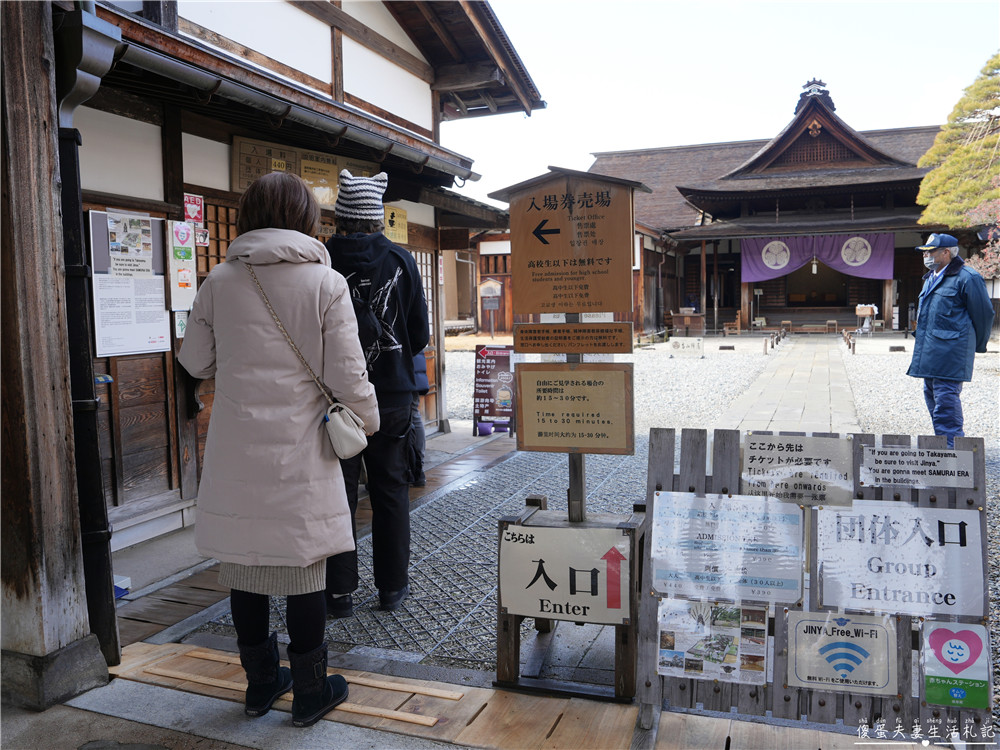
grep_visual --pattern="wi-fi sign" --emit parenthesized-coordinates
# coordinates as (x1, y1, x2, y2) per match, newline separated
(818, 642, 871, 678)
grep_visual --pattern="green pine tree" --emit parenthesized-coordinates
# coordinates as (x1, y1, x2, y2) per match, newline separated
(917, 52, 1000, 228)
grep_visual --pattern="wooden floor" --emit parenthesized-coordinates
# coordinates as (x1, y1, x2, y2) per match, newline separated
(113, 643, 915, 749)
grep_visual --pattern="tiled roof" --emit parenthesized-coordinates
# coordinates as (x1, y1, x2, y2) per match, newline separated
(588, 126, 940, 232)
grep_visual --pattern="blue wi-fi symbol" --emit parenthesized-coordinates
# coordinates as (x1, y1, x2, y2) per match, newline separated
(818, 642, 871, 678)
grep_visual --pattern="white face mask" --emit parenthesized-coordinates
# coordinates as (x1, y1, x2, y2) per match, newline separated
(923, 256, 939, 270)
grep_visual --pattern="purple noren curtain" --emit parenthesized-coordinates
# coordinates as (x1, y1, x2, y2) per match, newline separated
(740, 234, 894, 283)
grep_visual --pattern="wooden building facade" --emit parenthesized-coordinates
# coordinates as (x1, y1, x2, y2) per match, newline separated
(2, 0, 542, 705)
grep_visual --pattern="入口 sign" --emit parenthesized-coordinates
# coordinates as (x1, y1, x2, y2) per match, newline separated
(499, 525, 631, 625)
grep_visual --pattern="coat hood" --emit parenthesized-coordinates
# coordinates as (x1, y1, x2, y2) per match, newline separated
(326, 231, 395, 279)
(226, 227, 331, 266)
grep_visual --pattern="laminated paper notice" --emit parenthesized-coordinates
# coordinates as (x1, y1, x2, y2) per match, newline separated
(651, 492, 804, 604)
(742, 434, 853, 506)
(860, 445, 975, 489)
(922, 622, 990, 709)
(657, 599, 767, 684)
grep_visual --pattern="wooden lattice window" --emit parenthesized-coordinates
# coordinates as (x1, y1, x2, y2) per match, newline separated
(200, 202, 238, 277)
(770, 132, 857, 168)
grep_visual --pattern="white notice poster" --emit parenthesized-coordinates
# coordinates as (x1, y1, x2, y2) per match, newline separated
(816, 500, 984, 617)
(90, 211, 170, 357)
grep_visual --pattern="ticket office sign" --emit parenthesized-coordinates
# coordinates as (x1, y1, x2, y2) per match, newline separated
(515, 363, 633, 454)
(499, 525, 632, 625)
(816, 500, 984, 617)
(509, 176, 633, 315)
(650, 492, 804, 604)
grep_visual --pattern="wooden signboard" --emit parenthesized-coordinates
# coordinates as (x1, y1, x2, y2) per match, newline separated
(509, 174, 634, 315)
(514, 322, 633, 354)
(515, 362, 633, 454)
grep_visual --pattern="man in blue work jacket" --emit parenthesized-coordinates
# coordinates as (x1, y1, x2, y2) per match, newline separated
(906, 233, 994, 447)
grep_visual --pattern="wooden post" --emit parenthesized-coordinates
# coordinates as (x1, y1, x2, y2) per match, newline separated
(1, 1, 111, 708)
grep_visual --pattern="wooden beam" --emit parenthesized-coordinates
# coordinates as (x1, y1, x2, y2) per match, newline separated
(415, 2, 463, 62)
(432, 62, 504, 92)
(288, 0, 433, 83)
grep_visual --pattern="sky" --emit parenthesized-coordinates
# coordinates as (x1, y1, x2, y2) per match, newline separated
(439, 1, 1000, 208)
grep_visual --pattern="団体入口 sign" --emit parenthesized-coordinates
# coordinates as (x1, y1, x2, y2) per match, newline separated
(499, 525, 631, 625)
(508, 173, 635, 315)
(816, 500, 984, 617)
(515, 362, 633, 454)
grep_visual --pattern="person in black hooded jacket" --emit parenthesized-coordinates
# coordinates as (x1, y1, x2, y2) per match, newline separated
(324, 170, 429, 616)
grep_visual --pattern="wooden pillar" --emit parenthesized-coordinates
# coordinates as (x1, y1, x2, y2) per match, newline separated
(1, 1, 108, 709)
(882, 279, 894, 330)
(741, 282, 751, 328)
(699, 240, 707, 316)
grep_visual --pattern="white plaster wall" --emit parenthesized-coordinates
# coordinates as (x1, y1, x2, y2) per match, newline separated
(390, 199, 434, 228)
(182, 134, 231, 191)
(480, 239, 511, 255)
(77, 107, 164, 201)
(341, 1, 425, 59)
(177, 1, 332, 83)
(342, 38, 433, 131)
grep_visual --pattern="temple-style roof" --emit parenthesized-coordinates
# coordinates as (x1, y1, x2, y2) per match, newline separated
(588, 81, 940, 235)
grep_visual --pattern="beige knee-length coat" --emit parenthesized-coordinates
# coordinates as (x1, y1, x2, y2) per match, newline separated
(178, 228, 379, 568)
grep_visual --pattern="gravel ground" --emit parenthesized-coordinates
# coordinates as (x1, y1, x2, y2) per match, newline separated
(445, 334, 1000, 723)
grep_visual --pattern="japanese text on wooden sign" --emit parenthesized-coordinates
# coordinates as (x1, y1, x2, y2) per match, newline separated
(499, 525, 631, 625)
(510, 176, 633, 315)
(515, 362, 633, 454)
(514, 322, 632, 354)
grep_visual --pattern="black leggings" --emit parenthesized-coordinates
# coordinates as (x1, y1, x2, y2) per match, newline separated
(230, 589, 326, 654)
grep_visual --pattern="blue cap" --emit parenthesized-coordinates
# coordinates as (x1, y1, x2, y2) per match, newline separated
(916, 233, 958, 251)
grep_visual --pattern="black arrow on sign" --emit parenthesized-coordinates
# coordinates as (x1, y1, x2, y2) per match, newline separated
(532, 219, 560, 245)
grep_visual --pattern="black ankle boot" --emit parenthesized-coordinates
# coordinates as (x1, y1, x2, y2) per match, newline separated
(238, 631, 292, 717)
(287, 643, 349, 727)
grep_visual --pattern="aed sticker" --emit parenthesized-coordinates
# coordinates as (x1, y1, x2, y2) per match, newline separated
(786, 611, 897, 695)
(922, 622, 990, 709)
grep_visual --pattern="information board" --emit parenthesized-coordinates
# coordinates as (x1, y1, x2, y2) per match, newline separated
(499, 525, 631, 625)
(650, 492, 804, 604)
(473, 345, 514, 425)
(509, 175, 633, 315)
(515, 362, 633, 454)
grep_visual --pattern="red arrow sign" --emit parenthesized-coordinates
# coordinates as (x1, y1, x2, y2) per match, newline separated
(602, 547, 626, 609)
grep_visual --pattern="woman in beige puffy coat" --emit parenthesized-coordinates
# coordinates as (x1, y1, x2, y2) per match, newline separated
(179, 172, 378, 727)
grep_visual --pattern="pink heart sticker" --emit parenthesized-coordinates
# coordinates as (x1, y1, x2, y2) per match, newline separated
(928, 629, 982, 675)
